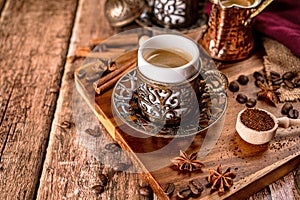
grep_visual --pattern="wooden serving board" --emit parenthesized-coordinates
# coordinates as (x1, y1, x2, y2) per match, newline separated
(74, 43, 300, 199)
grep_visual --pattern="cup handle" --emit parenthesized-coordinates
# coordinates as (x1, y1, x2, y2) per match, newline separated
(277, 117, 300, 128)
(204, 70, 228, 93)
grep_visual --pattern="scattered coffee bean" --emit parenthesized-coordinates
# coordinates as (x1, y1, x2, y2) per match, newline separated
(85, 127, 102, 137)
(282, 71, 296, 80)
(281, 103, 293, 115)
(77, 69, 87, 79)
(272, 78, 283, 86)
(50, 85, 60, 93)
(256, 75, 265, 83)
(163, 183, 175, 196)
(91, 185, 105, 195)
(113, 163, 129, 172)
(188, 179, 204, 195)
(57, 121, 73, 131)
(294, 77, 300, 87)
(253, 71, 263, 79)
(246, 98, 257, 108)
(236, 94, 248, 104)
(98, 174, 108, 187)
(283, 79, 294, 89)
(177, 186, 192, 199)
(270, 71, 280, 79)
(228, 81, 239, 92)
(86, 72, 101, 82)
(255, 80, 263, 87)
(237, 75, 249, 85)
(288, 109, 299, 119)
(139, 186, 152, 197)
(105, 143, 121, 153)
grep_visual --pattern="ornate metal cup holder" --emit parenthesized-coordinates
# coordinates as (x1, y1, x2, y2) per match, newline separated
(112, 68, 227, 138)
(135, 9, 208, 33)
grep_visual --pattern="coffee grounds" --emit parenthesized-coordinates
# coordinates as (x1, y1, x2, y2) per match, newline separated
(240, 109, 275, 131)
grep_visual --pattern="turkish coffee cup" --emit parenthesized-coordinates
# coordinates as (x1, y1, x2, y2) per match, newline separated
(136, 34, 201, 125)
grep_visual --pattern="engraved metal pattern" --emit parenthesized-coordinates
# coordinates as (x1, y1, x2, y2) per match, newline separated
(136, 69, 199, 125)
(104, 0, 145, 27)
(152, 0, 199, 28)
(201, 1, 260, 61)
(112, 69, 227, 138)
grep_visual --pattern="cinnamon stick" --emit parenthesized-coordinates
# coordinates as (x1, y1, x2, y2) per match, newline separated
(93, 57, 137, 88)
(94, 61, 137, 95)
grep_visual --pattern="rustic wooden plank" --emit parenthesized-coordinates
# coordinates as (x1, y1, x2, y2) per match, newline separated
(0, 0, 5, 15)
(0, 0, 77, 199)
(269, 172, 299, 200)
(37, 0, 154, 199)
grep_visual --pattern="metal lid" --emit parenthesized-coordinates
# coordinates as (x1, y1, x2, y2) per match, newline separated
(104, 0, 145, 27)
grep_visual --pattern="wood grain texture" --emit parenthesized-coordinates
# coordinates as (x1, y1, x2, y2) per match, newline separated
(0, 0, 77, 199)
(37, 0, 154, 199)
(0, 0, 5, 16)
(75, 45, 300, 199)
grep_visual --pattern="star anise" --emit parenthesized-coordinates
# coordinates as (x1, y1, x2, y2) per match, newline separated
(171, 150, 204, 172)
(257, 81, 279, 107)
(207, 164, 236, 194)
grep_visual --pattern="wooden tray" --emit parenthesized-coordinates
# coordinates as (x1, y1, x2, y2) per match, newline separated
(74, 29, 300, 199)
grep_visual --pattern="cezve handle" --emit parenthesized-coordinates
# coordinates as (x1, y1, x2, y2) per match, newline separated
(244, 0, 274, 26)
(277, 117, 300, 128)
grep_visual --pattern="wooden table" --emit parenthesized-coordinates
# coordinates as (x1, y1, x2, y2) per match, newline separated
(0, 0, 299, 199)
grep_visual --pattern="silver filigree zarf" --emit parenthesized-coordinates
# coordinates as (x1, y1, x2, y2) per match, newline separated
(153, 0, 186, 26)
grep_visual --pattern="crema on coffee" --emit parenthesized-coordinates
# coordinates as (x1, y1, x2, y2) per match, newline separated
(144, 48, 192, 68)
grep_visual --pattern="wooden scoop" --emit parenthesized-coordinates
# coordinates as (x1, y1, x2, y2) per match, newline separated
(236, 108, 300, 145)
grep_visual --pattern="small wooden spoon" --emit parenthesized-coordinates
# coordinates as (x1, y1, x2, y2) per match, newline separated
(236, 108, 300, 145)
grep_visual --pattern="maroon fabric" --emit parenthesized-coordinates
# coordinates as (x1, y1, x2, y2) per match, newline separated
(254, 0, 300, 56)
(205, 0, 300, 56)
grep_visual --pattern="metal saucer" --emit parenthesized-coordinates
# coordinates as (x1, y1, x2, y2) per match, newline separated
(111, 68, 227, 138)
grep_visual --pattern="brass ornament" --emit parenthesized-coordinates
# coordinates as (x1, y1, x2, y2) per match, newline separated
(104, 0, 145, 27)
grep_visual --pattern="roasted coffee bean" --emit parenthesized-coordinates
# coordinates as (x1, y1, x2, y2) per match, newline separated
(255, 80, 263, 87)
(236, 94, 248, 104)
(283, 79, 294, 89)
(50, 85, 60, 93)
(105, 143, 121, 153)
(253, 71, 263, 79)
(270, 71, 280, 79)
(139, 186, 152, 196)
(86, 72, 101, 82)
(113, 163, 129, 172)
(272, 78, 283, 86)
(294, 77, 300, 87)
(163, 183, 175, 196)
(177, 186, 192, 199)
(246, 98, 257, 108)
(85, 127, 101, 137)
(288, 109, 299, 119)
(188, 179, 204, 195)
(282, 71, 296, 80)
(237, 75, 249, 85)
(91, 185, 105, 195)
(77, 69, 87, 78)
(281, 103, 293, 115)
(98, 174, 108, 186)
(228, 81, 239, 92)
(256, 75, 265, 83)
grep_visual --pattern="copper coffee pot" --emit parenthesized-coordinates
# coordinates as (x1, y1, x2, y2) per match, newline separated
(200, 0, 273, 61)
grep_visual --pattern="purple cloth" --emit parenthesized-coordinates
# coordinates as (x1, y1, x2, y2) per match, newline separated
(254, 0, 300, 56)
(205, 0, 300, 56)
